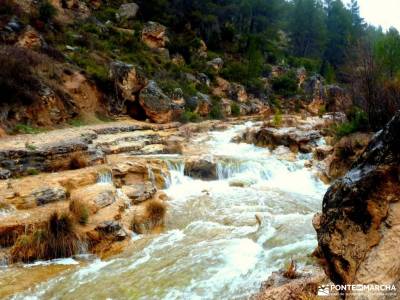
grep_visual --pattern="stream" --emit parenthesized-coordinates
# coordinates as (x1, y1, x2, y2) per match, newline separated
(10, 121, 327, 300)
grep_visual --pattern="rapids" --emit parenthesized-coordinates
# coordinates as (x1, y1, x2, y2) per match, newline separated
(10, 121, 327, 300)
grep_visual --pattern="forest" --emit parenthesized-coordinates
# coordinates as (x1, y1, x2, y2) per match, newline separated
(137, 0, 400, 129)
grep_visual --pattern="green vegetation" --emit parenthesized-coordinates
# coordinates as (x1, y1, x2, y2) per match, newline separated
(14, 124, 42, 135)
(335, 108, 369, 138)
(273, 109, 283, 127)
(231, 102, 241, 117)
(271, 72, 298, 97)
(209, 96, 224, 119)
(10, 212, 80, 263)
(180, 111, 200, 123)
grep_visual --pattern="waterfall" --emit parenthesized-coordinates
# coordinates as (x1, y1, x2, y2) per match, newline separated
(97, 170, 113, 184)
(165, 160, 186, 188)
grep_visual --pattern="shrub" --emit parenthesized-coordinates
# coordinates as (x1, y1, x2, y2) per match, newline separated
(14, 124, 42, 135)
(145, 200, 167, 224)
(131, 200, 167, 234)
(69, 153, 88, 170)
(335, 108, 369, 138)
(271, 71, 298, 97)
(10, 212, 80, 263)
(39, 1, 57, 22)
(0, 46, 41, 105)
(231, 102, 241, 117)
(273, 109, 283, 127)
(26, 167, 40, 176)
(209, 96, 224, 119)
(69, 199, 89, 225)
(180, 111, 200, 123)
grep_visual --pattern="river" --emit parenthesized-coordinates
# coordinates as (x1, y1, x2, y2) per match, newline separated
(10, 121, 327, 300)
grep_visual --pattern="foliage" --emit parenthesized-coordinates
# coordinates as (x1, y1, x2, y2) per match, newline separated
(273, 109, 283, 127)
(10, 212, 80, 263)
(14, 124, 43, 135)
(271, 72, 298, 97)
(0, 46, 41, 105)
(180, 111, 200, 123)
(335, 108, 368, 138)
(69, 199, 89, 225)
(38, 1, 57, 22)
(231, 102, 241, 117)
(209, 97, 224, 119)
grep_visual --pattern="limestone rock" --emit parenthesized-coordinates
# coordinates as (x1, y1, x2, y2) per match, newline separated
(70, 184, 116, 214)
(141, 21, 168, 49)
(323, 132, 372, 180)
(324, 85, 352, 113)
(184, 158, 217, 180)
(139, 81, 175, 123)
(315, 111, 400, 294)
(207, 57, 223, 71)
(121, 182, 156, 205)
(0, 168, 11, 180)
(109, 61, 147, 105)
(16, 26, 44, 50)
(30, 186, 67, 206)
(187, 92, 211, 117)
(116, 3, 139, 21)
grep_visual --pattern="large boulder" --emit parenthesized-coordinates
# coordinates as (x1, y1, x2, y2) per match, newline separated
(186, 93, 212, 117)
(324, 85, 352, 113)
(70, 184, 116, 214)
(139, 81, 175, 123)
(141, 22, 168, 49)
(323, 132, 372, 180)
(314, 111, 400, 296)
(184, 158, 217, 180)
(116, 3, 139, 21)
(109, 61, 147, 112)
(207, 57, 223, 71)
(237, 126, 321, 153)
(304, 75, 325, 102)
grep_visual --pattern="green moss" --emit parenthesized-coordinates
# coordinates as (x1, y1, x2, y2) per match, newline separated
(26, 168, 39, 176)
(231, 102, 241, 117)
(14, 124, 43, 135)
(180, 111, 200, 123)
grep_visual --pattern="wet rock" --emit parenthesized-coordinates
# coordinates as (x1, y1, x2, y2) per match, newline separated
(96, 221, 127, 241)
(139, 80, 175, 123)
(313, 145, 333, 161)
(184, 159, 217, 180)
(323, 132, 372, 180)
(315, 111, 400, 292)
(31, 187, 67, 206)
(239, 126, 321, 153)
(141, 21, 168, 49)
(116, 3, 139, 21)
(252, 267, 332, 300)
(122, 182, 157, 205)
